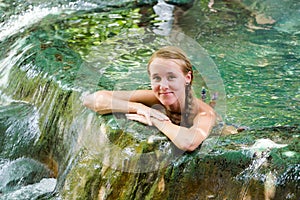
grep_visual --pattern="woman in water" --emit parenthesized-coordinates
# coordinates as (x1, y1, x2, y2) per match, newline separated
(83, 46, 216, 151)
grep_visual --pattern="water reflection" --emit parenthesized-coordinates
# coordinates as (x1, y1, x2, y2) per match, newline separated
(177, 0, 299, 128)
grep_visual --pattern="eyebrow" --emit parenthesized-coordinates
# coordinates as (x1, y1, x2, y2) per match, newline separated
(167, 72, 176, 75)
(151, 73, 159, 77)
(151, 72, 176, 76)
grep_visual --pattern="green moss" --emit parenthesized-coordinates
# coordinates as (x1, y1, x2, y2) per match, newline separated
(53, 7, 154, 57)
(61, 150, 103, 199)
(20, 29, 83, 89)
(60, 125, 299, 199)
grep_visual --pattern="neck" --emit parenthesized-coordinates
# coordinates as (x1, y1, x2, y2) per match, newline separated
(165, 98, 184, 113)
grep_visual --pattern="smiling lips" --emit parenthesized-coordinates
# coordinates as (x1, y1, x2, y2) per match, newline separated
(159, 91, 173, 96)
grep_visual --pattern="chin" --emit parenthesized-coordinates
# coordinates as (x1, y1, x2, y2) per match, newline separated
(159, 98, 177, 107)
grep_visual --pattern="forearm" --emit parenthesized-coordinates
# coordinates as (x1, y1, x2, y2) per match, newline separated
(151, 118, 205, 151)
(83, 91, 144, 114)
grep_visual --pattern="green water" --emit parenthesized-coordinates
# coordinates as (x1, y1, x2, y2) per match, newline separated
(177, 0, 300, 128)
(56, 1, 299, 128)
(3, 1, 298, 129)
(20, 3, 297, 130)
(0, 0, 299, 199)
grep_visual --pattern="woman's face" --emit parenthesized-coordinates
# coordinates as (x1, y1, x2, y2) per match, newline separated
(149, 58, 191, 110)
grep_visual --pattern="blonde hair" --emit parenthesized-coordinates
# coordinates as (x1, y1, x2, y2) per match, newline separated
(147, 46, 193, 84)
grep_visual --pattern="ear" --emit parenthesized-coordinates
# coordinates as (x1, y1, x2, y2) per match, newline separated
(185, 71, 192, 84)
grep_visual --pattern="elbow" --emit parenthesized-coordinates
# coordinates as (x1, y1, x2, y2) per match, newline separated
(177, 140, 200, 152)
(82, 91, 109, 113)
(182, 143, 198, 152)
(176, 128, 209, 152)
(210, 110, 217, 126)
(82, 93, 97, 111)
(82, 94, 90, 107)
(82, 95, 90, 108)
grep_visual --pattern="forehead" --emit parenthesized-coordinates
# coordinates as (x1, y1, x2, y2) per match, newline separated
(149, 58, 184, 74)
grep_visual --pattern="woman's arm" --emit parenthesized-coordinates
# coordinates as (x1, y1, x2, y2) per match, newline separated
(151, 109, 216, 151)
(83, 90, 156, 113)
(83, 90, 169, 124)
(126, 99, 216, 151)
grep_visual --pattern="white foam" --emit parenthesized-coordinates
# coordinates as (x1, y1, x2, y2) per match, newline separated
(0, 0, 99, 42)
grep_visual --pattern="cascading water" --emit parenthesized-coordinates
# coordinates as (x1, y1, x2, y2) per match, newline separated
(0, 0, 299, 199)
(0, 1, 96, 199)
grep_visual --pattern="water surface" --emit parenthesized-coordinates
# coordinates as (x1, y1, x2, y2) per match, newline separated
(0, 0, 299, 199)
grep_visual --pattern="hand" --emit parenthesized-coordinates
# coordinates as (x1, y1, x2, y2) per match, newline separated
(127, 107, 170, 126)
(125, 113, 152, 125)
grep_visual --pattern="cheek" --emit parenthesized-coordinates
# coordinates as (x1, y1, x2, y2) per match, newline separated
(151, 83, 159, 92)
(169, 81, 184, 91)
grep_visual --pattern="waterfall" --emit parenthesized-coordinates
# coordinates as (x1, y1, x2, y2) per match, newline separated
(0, 0, 298, 199)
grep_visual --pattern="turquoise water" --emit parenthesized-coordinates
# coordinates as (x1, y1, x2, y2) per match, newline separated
(1, 0, 298, 128)
(177, 0, 299, 128)
(0, 0, 299, 199)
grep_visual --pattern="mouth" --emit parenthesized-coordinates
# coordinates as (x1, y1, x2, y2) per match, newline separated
(159, 92, 173, 95)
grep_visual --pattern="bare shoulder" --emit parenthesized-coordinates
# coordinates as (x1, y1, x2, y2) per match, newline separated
(192, 98, 217, 130)
(196, 98, 215, 113)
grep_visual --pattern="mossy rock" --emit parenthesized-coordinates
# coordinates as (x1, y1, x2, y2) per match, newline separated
(62, 121, 299, 199)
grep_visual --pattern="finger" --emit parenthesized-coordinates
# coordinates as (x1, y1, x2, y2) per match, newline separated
(126, 114, 142, 121)
(125, 114, 150, 125)
(137, 109, 152, 125)
(152, 109, 167, 119)
(150, 104, 170, 121)
(126, 114, 142, 119)
(146, 113, 152, 126)
(138, 112, 152, 126)
(150, 109, 170, 121)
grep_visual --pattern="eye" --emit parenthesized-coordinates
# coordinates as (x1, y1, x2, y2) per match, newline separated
(152, 75, 161, 82)
(167, 75, 176, 81)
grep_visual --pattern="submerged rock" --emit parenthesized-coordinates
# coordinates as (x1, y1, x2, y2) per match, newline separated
(62, 123, 299, 199)
(0, 158, 53, 193)
(0, 178, 56, 200)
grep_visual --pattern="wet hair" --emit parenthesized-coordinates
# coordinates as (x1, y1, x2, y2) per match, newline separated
(147, 46, 194, 127)
(147, 46, 193, 83)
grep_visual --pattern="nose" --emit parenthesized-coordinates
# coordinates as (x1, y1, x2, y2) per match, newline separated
(159, 79, 169, 90)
